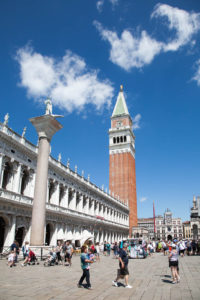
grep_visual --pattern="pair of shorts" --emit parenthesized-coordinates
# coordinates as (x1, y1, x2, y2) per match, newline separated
(180, 249, 185, 254)
(120, 265, 129, 276)
(65, 253, 71, 259)
(169, 260, 178, 267)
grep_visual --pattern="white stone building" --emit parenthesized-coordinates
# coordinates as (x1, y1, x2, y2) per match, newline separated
(0, 119, 129, 250)
(190, 195, 200, 240)
(136, 209, 183, 241)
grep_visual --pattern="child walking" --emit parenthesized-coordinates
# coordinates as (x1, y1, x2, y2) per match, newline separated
(78, 245, 93, 290)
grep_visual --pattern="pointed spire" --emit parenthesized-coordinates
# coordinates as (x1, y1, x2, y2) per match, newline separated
(112, 85, 129, 117)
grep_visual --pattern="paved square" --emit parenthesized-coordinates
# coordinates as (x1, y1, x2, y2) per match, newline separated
(0, 253, 200, 300)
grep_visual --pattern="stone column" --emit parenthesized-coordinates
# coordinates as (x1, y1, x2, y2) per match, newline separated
(0, 153, 4, 188)
(13, 162, 22, 193)
(90, 199, 95, 216)
(30, 112, 63, 246)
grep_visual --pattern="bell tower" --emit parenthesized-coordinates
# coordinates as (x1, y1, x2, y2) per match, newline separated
(109, 86, 137, 236)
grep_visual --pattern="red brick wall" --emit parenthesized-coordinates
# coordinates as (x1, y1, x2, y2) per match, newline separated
(109, 152, 137, 236)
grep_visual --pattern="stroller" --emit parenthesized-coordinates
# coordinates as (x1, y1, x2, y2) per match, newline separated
(44, 251, 57, 267)
(28, 250, 39, 265)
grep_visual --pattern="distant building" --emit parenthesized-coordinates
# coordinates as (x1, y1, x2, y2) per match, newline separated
(137, 218, 154, 240)
(182, 221, 191, 239)
(190, 196, 200, 240)
(137, 209, 183, 240)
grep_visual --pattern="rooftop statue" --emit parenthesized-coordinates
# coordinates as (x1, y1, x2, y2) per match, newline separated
(45, 99, 52, 115)
(3, 113, 9, 125)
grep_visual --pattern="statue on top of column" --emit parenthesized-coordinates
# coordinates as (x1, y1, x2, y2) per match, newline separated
(45, 99, 53, 115)
(3, 113, 9, 125)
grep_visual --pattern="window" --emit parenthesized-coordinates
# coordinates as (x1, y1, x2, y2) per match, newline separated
(113, 137, 116, 144)
(124, 136, 127, 142)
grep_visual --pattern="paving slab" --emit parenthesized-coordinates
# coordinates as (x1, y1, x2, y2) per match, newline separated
(0, 253, 200, 299)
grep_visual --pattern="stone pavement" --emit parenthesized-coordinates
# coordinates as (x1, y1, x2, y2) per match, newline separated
(0, 252, 200, 300)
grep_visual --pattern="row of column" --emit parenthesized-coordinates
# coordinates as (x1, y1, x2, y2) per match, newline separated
(47, 182, 128, 226)
(0, 154, 129, 226)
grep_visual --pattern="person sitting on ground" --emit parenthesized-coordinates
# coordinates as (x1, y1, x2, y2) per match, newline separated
(8, 250, 16, 268)
(112, 243, 132, 288)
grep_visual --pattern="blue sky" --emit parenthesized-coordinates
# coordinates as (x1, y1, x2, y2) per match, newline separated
(1, 0, 200, 221)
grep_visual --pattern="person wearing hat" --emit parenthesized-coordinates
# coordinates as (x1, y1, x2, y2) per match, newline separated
(112, 243, 132, 288)
(168, 243, 180, 284)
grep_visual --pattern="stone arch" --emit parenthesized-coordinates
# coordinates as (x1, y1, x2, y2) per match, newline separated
(15, 226, 26, 247)
(45, 223, 54, 246)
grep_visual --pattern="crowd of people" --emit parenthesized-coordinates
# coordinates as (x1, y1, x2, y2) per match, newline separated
(5, 237, 200, 290)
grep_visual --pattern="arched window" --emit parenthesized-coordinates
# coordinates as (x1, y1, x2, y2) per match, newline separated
(113, 137, 116, 144)
(0, 217, 6, 252)
(2, 162, 12, 190)
(120, 136, 123, 143)
(117, 137, 120, 143)
(48, 181, 54, 202)
(21, 169, 29, 195)
(124, 136, 127, 142)
(59, 185, 64, 205)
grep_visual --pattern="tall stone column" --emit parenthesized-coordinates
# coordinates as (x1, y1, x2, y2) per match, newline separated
(0, 153, 4, 188)
(29, 110, 63, 246)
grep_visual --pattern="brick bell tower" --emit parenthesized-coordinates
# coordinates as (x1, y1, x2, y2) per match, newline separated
(109, 85, 137, 236)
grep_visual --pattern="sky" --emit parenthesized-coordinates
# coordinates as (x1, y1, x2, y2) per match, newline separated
(0, 0, 200, 221)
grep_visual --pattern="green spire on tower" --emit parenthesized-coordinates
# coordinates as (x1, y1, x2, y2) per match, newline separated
(112, 85, 129, 117)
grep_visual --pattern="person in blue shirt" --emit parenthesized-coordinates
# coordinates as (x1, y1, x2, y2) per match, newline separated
(77, 245, 94, 289)
(112, 243, 132, 288)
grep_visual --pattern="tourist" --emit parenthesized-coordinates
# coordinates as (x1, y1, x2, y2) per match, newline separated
(113, 242, 119, 258)
(7, 250, 16, 267)
(162, 240, 168, 256)
(66, 241, 73, 266)
(77, 245, 93, 290)
(186, 240, 192, 256)
(10, 240, 19, 263)
(191, 240, 197, 255)
(168, 243, 180, 284)
(112, 243, 132, 288)
(56, 241, 62, 265)
(103, 241, 107, 255)
(179, 240, 185, 257)
(95, 242, 100, 262)
(106, 242, 111, 256)
(21, 241, 29, 266)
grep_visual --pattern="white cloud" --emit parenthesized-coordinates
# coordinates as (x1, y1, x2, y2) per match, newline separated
(94, 21, 163, 71)
(16, 46, 114, 113)
(133, 113, 141, 130)
(152, 4, 200, 51)
(96, 0, 119, 13)
(96, 0, 104, 13)
(192, 59, 200, 86)
(140, 197, 147, 203)
(94, 5, 200, 71)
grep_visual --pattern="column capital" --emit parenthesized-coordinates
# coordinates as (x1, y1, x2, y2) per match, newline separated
(29, 114, 63, 141)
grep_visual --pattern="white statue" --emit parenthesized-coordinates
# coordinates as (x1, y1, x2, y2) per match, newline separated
(81, 170, 84, 178)
(67, 158, 70, 168)
(22, 127, 27, 138)
(75, 165, 77, 173)
(45, 99, 52, 115)
(58, 153, 61, 162)
(3, 113, 9, 125)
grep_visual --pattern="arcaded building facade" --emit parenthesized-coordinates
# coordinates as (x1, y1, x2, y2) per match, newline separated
(0, 113, 129, 250)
